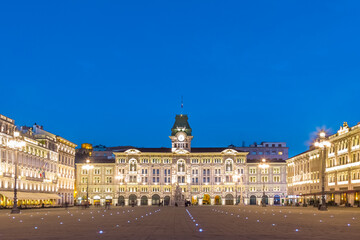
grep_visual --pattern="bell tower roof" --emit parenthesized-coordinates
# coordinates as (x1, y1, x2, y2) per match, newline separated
(171, 114, 192, 136)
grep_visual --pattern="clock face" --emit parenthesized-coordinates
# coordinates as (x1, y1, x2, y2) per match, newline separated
(177, 134, 185, 142)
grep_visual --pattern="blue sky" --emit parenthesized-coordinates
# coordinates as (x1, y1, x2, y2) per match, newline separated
(1, 1, 359, 156)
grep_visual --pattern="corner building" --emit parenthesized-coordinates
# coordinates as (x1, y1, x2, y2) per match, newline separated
(287, 122, 360, 206)
(0, 114, 76, 207)
(76, 114, 287, 206)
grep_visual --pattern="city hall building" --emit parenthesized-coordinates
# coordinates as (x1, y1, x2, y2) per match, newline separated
(287, 122, 360, 206)
(76, 114, 287, 206)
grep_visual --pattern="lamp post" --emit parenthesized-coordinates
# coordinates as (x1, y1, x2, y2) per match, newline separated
(7, 131, 26, 214)
(234, 173, 242, 205)
(314, 131, 331, 211)
(259, 159, 269, 207)
(82, 159, 94, 208)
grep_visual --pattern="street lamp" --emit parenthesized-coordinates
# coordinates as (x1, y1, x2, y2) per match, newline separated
(82, 159, 94, 208)
(234, 173, 242, 205)
(7, 131, 26, 214)
(258, 158, 269, 207)
(314, 131, 331, 211)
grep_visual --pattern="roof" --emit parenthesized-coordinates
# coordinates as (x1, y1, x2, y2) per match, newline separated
(171, 114, 192, 136)
(112, 147, 246, 154)
(191, 147, 231, 153)
(247, 159, 286, 163)
(287, 148, 317, 160)
(77, 157, 115, 164)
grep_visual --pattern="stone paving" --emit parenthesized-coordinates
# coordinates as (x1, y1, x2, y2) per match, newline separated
(0, 205, 359, 239)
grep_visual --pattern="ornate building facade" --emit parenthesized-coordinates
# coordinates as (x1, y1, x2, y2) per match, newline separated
(287, 122, 360, 206)
(0, 114, 76, 207)
(76, 114, 287, 206)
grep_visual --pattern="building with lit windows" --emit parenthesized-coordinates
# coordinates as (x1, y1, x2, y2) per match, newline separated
(76, 114, 287, 206)
(287, 122, 360, 206)
(0, 114, 76, 207)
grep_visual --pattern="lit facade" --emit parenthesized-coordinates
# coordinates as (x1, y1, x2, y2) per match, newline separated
(0, 114, 76, 207)
(76, 114, 287, 206)
(287, 122, 360, 206)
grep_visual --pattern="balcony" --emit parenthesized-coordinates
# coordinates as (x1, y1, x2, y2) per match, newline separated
(351, 145, 360, 151)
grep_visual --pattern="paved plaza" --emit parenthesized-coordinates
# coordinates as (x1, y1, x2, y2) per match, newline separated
(0, 206, 359, 240)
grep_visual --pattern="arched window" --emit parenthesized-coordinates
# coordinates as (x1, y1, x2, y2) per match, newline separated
(129, 159, 137, 172)
(225, 159, 233, 172)
(177, 160, 185, 173)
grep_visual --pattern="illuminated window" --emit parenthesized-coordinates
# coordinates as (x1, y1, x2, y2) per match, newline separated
(261, 176, 268, 182)
(273, 167, 280, 174)
(163, 158, 171, 164)
(214, 158, 222, 163)
(152, 158, 160, 164)
(202, 158, 211, 164)
(141, 158, 149, 164)
(273, 176, 280, 182)
(249, 168, 256, 174)
(81, 177, 88, 184)
(118, 158, 126, 164)
(191, 158, 199, 164)
(94, 176, 100, 184)
(105, 177, 112, 183)
(249, 176, 256, 183)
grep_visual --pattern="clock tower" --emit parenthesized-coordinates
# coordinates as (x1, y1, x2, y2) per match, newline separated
(170, 114, 193, 152)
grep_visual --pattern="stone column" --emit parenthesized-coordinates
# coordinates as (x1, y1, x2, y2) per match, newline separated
(125, 199, 129, 206)
(148, 199, 152, 206)
(335, 194, 340, 205)
(348, 193, 354, 206)
(211, 198, 215, 205)
(199, 199, 203, 205)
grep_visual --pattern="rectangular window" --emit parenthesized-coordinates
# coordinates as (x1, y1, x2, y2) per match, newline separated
(273, 167, 280, 174)
(106, 177, 112, 183)
(81, 177, 88, 184)
(249, 176, 256, 183)
(261, 176, 268, 182)
(273, 176, 281, 182)
(191, 158, 199, 164)
(214, 158, 222, 163)
(94, 177, 100, 184)
(118, 158, 126, 163)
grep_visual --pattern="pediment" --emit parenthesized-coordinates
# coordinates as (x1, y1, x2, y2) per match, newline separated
(124, 149, 141, 155)
(221, 149, 238, 155)
(174, 149, 190, 155)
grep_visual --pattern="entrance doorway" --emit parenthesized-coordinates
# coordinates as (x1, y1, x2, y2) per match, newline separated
(225, 194, 234, 205)
(215, 195, 221, 205)
(274, 195, 280, 205)
(164, 196, 170, 206)
(118, 196, 125, 206)
(152, 194, 160, 205)
(129, 194, 137, 206)
(250, 195, 256, 205)
(203, 194, 211, 205)
(141, 196, 148, 205)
